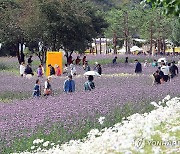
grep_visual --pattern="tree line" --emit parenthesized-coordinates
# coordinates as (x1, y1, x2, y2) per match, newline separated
(0, 0, 179, 63)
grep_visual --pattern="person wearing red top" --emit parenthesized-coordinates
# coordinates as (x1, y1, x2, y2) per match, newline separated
(55, 65, 61, 76)
(82, 56, 86, 65)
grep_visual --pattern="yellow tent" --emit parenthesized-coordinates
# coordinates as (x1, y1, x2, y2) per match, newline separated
(46, 52, 63, 76)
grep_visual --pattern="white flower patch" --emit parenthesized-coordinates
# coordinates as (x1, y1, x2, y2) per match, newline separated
(18, 96, 180, 154)
(33, 139, 44, 145)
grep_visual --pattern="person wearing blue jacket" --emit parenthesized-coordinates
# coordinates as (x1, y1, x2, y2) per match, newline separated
(64, 75, 75, 93)
(33, 79, 41, 97)
(135, 59, 142, 73)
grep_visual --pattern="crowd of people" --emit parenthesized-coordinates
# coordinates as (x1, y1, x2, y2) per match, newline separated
(153, 61, 179, 84)
(112, 56, 179, 85)
(32, 74, 96, 97)
(23, 55, 99, 97)
(20, 55, 179, 98)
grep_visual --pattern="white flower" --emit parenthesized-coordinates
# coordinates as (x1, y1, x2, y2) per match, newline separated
(164, 95, 171, 101)
(33, 139, 44, 144)
(150, 102, 160, 108)
(98, 117, 105, 125)
(43, 141, 50, 147)
(30, 146, 35, 150)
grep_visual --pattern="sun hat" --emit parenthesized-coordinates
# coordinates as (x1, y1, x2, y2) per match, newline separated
(47, 76, 52, 80)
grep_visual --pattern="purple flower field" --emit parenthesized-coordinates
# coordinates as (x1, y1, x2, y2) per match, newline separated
(0, 56, 180, 153)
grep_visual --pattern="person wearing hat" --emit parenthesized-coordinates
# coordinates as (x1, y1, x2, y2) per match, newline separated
(55, 64, 61, 76)
(44, 76, 52, 96)
(70, 64, 77, 76)
(94, 62, 102, 75)
(63, 75, 75, 93)
(135, 59, 142, 73)
(144, 60, 148, 67)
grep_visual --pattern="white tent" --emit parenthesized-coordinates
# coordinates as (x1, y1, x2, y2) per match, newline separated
(130, 46, 143, 52)
(117, 48, 126, 53)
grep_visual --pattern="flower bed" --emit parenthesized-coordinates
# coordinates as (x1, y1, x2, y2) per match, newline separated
(19, 96, 180, 154)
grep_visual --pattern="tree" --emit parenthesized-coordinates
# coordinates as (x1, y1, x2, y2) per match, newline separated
(40, 0, 107, 63)
(170, 18, 180, 47)
(146, 0, 180, 17)
(105, 5, 141, 54)
(1, 0, 107, 64)
(0, 0, 25, 63)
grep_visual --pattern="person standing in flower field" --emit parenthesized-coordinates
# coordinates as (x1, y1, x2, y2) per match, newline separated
(64, 75, 75, 93)
(55, 64, 61, 76)
(48, 64, 55, 76)
(152, 59, 158, 67)
(112, 56, 117, 64)
(135, 59, 142, 73)
(84, 61, 91, 72)
(28, 56, 33, 65)
(125, 57, 128, 64)
(33, 79, 41, 97)
(160, 62, 170, 82)
(84, 75, 95, 91)
(82, 56, 87, 66)
(20, 62, 26, 77)
(37, 65, 43, 77)
(144, 60, 148, 67)
(41, 64, 45, 75)
(70, 64, 77, 76)
(169, 61, 179, 78)
(94, 62, 102, 75)
(75, 56, 81, 65)
(63, 64, 69, 75)
(44, 76, 52, 96)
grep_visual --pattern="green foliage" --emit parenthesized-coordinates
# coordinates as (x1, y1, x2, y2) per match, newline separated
(0, 0, 107, 57)
(146, 0, 180, 17)
(170, 18, 180, 46)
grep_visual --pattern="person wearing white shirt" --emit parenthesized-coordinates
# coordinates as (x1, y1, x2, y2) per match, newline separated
(44, 76, 52, 96)
(70, 64, 76, 76)
(20, 62, 26, 77)
(161, 63, 170, 82)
